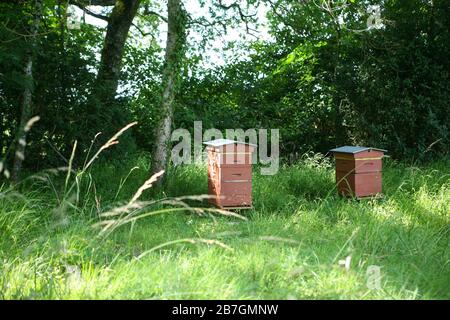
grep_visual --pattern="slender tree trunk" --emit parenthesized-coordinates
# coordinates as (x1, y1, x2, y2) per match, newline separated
(11, 0, 42, 182)
(332, 23, 346, 146)
(152, 0, 186, 175)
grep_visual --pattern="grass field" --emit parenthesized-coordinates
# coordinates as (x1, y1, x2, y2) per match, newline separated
(0, 153, 449, 299)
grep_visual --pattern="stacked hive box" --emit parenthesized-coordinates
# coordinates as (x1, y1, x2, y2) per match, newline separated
(204, 139, 256, 208)
(330, 146, 387, 198)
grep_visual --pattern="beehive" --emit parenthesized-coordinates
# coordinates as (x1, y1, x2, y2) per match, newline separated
(330, 146, 387, 198)
(204, 139, 256, 208)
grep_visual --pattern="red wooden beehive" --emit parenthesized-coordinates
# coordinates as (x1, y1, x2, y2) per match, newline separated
(204, 139, 256, 209)
(330, 146, 387, 198)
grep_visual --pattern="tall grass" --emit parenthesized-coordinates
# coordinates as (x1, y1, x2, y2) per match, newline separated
(0, 124, 247, 298)
(0, 138, 448, 299)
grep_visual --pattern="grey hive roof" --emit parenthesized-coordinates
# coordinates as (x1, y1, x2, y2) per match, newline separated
(329, 146, 387, 154)
(203, 139, 257, 147)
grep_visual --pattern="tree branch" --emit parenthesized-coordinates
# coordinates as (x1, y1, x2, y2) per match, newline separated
(131, 22, 156, 40)
(141, 5, 168, 23)
(73, 0, 116, 6)
(216, 0, 257, 19)
(187, 15, 227, 34)
(72, 1, 109, 21)
(215, 0, 258, 36)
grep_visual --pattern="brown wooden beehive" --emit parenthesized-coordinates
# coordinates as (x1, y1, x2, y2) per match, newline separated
(330, 146, 387, 198)
(204, 139, 256, 209)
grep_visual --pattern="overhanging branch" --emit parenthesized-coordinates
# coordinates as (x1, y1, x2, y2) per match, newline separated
(141, 5, 168, 23)
(73, 2, 110, 21)
(72, 0, 116, 6)
(215, 0, 258, 36)
(216, 0, 257, 20)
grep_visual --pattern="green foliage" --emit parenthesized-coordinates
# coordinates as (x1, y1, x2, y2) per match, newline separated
(352, 0, 450, 159)
(0, 2, 160, 169)
(175, 0, 449, 161)
(2, 0, 449, 175)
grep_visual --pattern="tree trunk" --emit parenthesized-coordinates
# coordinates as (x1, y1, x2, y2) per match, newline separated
(93, 0, 141, 106)
(152, 0, 186, 175)
(11, 0, 42, 183)
(74, 0, 141, 153)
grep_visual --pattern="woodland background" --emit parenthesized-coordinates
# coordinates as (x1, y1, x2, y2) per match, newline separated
(1, 0, 449, 179)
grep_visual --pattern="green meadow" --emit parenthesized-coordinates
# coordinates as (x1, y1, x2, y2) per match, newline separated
(1, 154, 448, 299)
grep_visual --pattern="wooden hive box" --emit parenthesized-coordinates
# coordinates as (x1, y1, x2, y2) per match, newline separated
(204, 139, 256, 209)
(330, 146, 387, 198)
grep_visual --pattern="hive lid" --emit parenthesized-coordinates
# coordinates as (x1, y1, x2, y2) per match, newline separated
(203, 139, 257, 147)
(329, 146, 387, 154)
